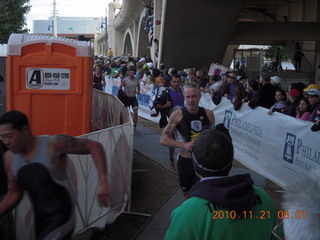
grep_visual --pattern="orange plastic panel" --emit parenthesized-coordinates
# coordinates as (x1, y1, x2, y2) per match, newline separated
(6, 38, 93, 136)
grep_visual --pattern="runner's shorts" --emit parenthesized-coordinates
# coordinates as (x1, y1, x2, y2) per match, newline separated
(126, 96, 139, 110)
(177, 155, 199, 192)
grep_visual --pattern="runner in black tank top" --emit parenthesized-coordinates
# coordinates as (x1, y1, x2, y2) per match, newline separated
(160, 82, 215, 199)
(175, 107, 211, 143)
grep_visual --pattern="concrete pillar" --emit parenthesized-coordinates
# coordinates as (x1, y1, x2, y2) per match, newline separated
(222, 44, 239, 70)
(153, 0, 162, 66)
(107, 2, 122, 57)
(154, 0, 162, 38)
(288, 1, 303, 21)
(315, 0, 320, 84)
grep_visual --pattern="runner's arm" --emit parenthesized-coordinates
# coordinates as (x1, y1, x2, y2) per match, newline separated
(101, 73, 107, 86)
(156, 101, 171, 109)
(137, 80, 141, 94)
(52, 135, 109, 207)
(160, 110, 191, 151)
(119, 79, 125, 89)
(0, 152, 23, 215)
(205, 109, 215, 125)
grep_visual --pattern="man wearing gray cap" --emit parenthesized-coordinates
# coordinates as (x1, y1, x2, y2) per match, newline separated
(271, 76, 281, 89)
(164, 124, 276, 240)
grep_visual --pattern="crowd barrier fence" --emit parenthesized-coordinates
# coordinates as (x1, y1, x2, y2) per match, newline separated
(16, 90, 133, 239)
(106, 76, 320, 189)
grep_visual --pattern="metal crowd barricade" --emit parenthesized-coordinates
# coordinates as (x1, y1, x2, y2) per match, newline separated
(15, 90, 133, 239)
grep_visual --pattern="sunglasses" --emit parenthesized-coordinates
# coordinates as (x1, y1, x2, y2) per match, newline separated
(307, 89, 320, 96)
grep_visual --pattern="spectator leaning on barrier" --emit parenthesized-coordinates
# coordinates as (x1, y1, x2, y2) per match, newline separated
(296, 97, 312, 121)
(220, 72, 231, 97)
(206, 75, 222, 95)
(226, 71, 240, 100)
(285, 89, 301, 117)
(303, 84, 320, 123)
(164, 125, 276, 240)
(232, 84, 248, 111)
(248, 72, 277, 109)
(268, 90, 287, 115)
(311, 115, 320, 132)
(238, 75, 248, 91)
(211, 72, 231, 105)
(247, 79, 260, 102)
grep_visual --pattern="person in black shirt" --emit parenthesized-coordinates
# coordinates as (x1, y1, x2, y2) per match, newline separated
(160, 82, 215, 199)
(249, 72, 277, 109)
(0, 142, 15, 240)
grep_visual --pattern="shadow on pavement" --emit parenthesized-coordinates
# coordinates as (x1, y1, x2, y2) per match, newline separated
(73, 150, 179, 240)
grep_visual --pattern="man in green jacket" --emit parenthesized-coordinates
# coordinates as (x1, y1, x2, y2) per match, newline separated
(165, 124, 277, 240)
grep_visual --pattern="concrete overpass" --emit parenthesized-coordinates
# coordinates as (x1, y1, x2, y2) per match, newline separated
(96, 0, 320, 83)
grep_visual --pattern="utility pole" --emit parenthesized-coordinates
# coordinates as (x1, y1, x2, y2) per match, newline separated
(53, 0, 58, 36)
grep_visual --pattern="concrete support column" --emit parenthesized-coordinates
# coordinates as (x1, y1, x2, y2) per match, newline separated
(157, 0, 167, 68)
(107, 2, 122, 57)
(154, 0, 162, 39)
(288, 1, 303, 21)
(315, 0, 320, 84)
(153, 0, 163, 66)
(222, 44, 239, 70)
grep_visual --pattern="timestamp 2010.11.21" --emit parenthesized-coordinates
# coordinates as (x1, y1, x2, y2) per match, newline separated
(212, 210, 307, 220)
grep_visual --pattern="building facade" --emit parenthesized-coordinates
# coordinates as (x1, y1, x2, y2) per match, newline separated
(33, 17, 104, 35)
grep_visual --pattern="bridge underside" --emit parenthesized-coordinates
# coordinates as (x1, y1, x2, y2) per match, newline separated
(231, 22, 320, 45)
(161, 0, 246, 70)
(161, 0, 320, 70)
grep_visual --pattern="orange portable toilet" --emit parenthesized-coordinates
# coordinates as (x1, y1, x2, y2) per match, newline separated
(6, 34, 93, 136)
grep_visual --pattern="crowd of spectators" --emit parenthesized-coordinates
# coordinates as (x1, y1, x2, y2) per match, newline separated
(81, 53, 320, 239)
(92, 54, 320, 132)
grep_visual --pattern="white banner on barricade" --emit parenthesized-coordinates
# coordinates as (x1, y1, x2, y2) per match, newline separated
(105, 75, 161, 123)
(201, 94, 320, 188)
(107, 76, 320, 188)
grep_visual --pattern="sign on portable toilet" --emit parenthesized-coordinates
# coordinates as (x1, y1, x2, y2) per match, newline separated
(6, 34, 93, 136)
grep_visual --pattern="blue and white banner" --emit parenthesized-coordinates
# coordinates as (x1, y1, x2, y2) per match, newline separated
(106, 76, 320, 188)
(201, 94, 320, 188)
(105, 75, 161, 121)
